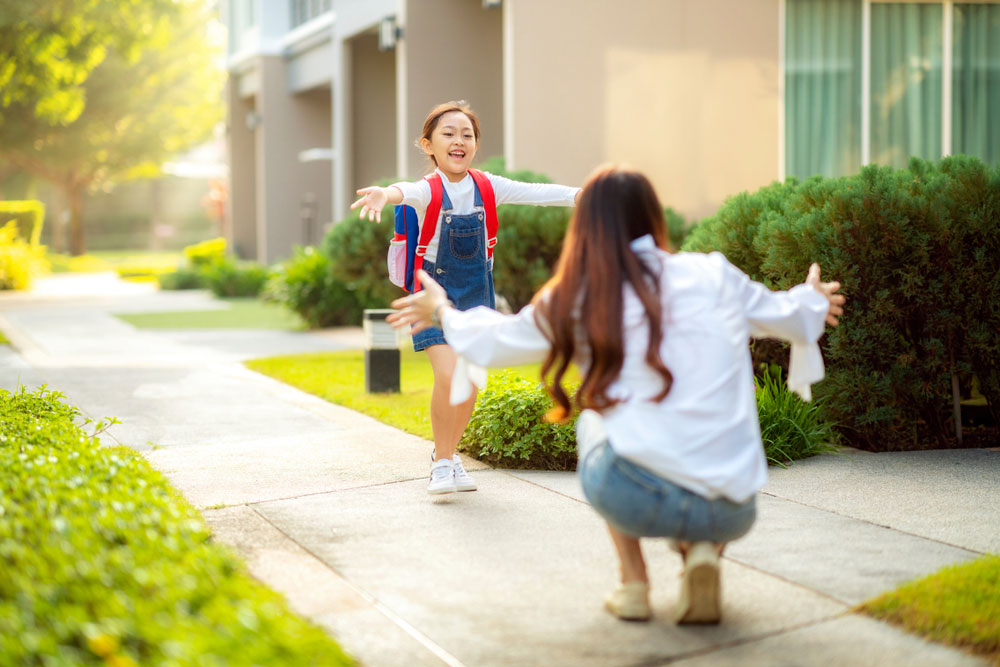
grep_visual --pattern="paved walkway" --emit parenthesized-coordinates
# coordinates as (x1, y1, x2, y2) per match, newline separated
(2, 273, 997, 666)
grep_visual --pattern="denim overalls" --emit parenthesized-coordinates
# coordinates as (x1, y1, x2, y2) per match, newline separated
(411, 180, 496, 351)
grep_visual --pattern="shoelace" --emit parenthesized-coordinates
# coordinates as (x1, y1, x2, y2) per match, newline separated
(431, 465, 452, 481)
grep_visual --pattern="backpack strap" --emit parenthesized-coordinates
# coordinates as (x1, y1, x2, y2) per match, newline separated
(412, 173, 444, 292)
(468, 168, 498, 258)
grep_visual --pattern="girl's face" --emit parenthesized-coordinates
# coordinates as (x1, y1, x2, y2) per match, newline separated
(421, 111, 477, 181)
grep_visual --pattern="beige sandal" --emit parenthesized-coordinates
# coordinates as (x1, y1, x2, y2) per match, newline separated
(604, 581, 652, 621)
(675, 542, 721, 624)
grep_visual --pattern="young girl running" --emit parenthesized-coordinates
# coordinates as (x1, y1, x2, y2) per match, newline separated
(351, 101, 580, 495)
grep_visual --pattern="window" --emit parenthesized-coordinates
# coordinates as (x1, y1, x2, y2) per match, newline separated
(785, 0, 1000, 179)
(291, 0, 332, 28)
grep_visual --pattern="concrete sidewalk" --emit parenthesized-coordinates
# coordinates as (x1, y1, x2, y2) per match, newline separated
(1, 274, 996, 666)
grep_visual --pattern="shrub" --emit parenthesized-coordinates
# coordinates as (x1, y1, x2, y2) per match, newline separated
(324, 208, 401, 311)
(202, 257, 271, 298)
(684, 157, 1000, 450)
(266, 246, 363, 327)
(0, 385, 352, 666)
(0, 221, 48, 290)
(183, 236, 227, 268)
(0, 199, 45, 246)
(157, 266, 207, 290)
(755, 371, 839, 466)
(459, 371, 578, 470)
(492, 204, 572, 310)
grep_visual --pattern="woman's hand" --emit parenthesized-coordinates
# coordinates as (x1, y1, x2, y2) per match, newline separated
(387, 270, 450, 333)
(351, 186, 390, 223)
(805, 263, 845, 327)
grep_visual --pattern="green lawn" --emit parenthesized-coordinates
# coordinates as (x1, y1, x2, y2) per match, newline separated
(859, 554, 1000, 664)
(47, 250, 182, 274)
(246, 349, 553, 441)
(117, 298, 305, 330)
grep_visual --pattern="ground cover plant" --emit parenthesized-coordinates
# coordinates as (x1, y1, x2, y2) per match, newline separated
(859, 554, 1000, 665)
(0, 330, 9, 344)
(0, 385, 353, 665)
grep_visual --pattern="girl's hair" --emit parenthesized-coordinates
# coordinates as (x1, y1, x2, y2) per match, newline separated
(418, 100, 481, 166)
(533, 165, 674, 422)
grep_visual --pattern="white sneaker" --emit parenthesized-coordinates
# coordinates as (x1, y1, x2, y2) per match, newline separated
(452, 453, 477, 492)
(428, 458, 457, 495)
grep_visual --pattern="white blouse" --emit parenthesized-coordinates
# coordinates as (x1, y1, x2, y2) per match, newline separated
(392, 168, 579, 264)
(439, 235, 830, 503)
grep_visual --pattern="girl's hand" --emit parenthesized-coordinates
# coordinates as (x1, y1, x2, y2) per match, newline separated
(387, 270, 449, 334)
(351, 186, 389, 223)
(805, 263, 845, 327)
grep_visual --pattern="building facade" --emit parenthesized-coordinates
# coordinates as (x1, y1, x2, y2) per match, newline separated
(224, 0, 999, 263)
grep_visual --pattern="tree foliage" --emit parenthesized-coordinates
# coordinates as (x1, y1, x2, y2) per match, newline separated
(0, 0, 223, 254)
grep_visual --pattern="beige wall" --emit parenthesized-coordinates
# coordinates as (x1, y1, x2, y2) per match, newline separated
(253, 57, 332, 262)
(507, 0, 780, 222)
(400, 0, 503, 179)
(350, 33, 398, 189)
(226, 79, 258, 259)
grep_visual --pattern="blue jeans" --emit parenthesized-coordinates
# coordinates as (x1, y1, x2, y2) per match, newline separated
(578, 442, 756, 541)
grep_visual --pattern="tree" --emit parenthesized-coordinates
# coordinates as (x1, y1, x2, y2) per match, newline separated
(0, 0, 223, 254)
(0, 0, 179, 127)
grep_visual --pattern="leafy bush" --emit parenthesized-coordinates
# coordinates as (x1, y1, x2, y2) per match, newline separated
(492, 205, 572, 310)
(183, 236, 226, 268)
(0, 385, 352, 666)
(324, 208, 401, 311)
(684, 156, 1000, 450)
(755, 371, 838, 466)
(0, 200, 45, 246)
(459, 369, 838, 471)
(0, 221, 48, 290)
(202, 256, 271, 298)
(265, 246, 363, 327)
(156, 265, 207, 290)
(459, 371, 579, 470)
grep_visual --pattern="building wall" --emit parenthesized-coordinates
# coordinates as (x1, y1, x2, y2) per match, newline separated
(227, 78, 258, 259)
(506, 0, 780, 221)
(350, 33, 398, 189)
(400, 0, 503, 180)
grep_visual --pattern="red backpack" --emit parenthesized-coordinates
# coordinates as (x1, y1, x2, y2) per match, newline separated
(388, 169, 498, 292)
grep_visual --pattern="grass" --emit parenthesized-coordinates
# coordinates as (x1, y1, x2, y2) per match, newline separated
(117, 298, 306, 330)
(859, 554, 1000, 664)
(246, 349, 553, 441)
(0, 330, 8, 345)
(47, 250, 182, 275)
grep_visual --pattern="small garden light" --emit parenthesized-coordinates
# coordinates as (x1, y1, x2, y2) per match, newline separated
(363, 309, 400, 393)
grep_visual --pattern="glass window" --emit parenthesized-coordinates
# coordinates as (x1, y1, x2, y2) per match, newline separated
(870, 3, 943, 168)
(785, 0, 862, 179)
(953, 3, 1000, 165)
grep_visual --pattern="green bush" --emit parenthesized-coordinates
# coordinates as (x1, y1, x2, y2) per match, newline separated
(157, 265, 207, 290)
(324, 209, 401, 311)
(183, 237, 227, 268)
(266, 246, 363, 327)
(684, 156, 1000, 450)
(459, 371, 579, 470)
(755, 371, 838, 465)
(0, 199, 45, 246)
(202, 257, 271, 298)
(0, 221, 48, 290)
(0, 385, 352, 666)
(459, 369, 838, 471)
(492, 204, 572, 310)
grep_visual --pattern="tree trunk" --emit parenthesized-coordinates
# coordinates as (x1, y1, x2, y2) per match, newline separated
(67, 184, 86, 256)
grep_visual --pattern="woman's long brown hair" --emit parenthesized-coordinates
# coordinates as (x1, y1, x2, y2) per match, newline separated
(533, 166, 674, 422)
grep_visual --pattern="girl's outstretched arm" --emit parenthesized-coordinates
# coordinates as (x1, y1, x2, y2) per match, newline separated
(351, 185, 404, 223)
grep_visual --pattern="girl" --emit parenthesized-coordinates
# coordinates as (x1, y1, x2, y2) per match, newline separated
(386, 166, 845, 623)
(351, 101, 580, 495)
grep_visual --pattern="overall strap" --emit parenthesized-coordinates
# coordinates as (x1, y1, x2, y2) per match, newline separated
(468, 168, 498, 258)
(412, 172, 444, 292)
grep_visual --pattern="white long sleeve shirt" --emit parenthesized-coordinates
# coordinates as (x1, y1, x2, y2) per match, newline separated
(392, 168, 579, 264)
(439, 235, 830, 503)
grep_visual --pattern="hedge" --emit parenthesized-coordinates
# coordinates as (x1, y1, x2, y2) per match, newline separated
(683, 155, 1000, 450)
(0, 200, 45, 247)
(0, 385, 353, 665)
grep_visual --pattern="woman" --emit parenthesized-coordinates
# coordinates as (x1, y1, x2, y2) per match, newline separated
(387, 166, 844, 624)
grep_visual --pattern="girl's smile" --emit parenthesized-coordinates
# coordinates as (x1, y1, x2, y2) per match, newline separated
(422, 111, 478, 182)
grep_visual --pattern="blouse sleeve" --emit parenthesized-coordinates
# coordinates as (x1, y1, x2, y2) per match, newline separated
(390, 179, 432, 209)
(440, 304, 551, 404)
(487, 173, 580, 207)
(713, 252, 829, 401)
